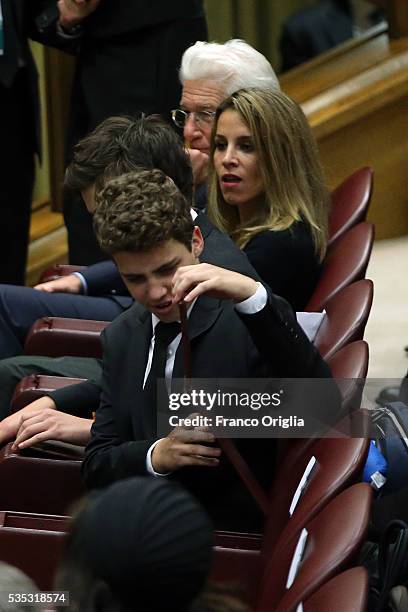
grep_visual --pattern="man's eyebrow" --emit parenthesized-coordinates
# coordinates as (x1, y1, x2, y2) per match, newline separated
(154, 257, 181, 273)
(180, 104, 215, 112)
(122, 272, 145, 280)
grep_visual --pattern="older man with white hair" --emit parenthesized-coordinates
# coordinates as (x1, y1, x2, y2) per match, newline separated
(173, 40, 280, 190)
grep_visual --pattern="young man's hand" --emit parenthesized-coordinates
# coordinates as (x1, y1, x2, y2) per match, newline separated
(58, 0, 100, 29)
(0, 396, 56, 446)
(34, 274, 82, 294)
(151, 422, 221, 473)
(12, 407, 92, 450)
(172, 263, 259, 305)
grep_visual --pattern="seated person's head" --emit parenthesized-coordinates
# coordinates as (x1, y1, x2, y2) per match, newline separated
(208, 87, 329, 260)
(175, 39, 280, 156)
(64, 115, 193, 213)
(56, 477, 213, 612)
(93, 168, 203, 322)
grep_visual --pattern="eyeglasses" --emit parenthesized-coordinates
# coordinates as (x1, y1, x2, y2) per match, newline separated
(171, 109, 216, 129)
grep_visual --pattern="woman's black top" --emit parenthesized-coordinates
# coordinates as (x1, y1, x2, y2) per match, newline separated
(243, 221, 321, 311)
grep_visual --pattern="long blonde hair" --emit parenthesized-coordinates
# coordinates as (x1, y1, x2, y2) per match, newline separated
(208, 88, 329, 260)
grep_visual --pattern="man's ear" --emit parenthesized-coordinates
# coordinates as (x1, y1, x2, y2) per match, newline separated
(191, 226, 204, 259)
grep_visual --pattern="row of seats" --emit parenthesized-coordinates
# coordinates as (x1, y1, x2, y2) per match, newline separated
(0, 167, 375, 608)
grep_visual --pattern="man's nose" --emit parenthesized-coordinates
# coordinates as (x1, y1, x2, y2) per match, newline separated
(148, 282, 168, 302)
(183, 114, 201, 143)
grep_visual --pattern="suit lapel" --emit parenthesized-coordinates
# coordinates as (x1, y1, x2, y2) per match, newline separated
(195, 212, 212, 240)
(127, 309, 156, 439)
(173, 295, 224, 379)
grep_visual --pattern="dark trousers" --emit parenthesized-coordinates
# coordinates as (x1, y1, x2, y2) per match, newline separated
(0, 69, 35, 285)
(0, 284, 129, 358)
(0, 354, 101, 420)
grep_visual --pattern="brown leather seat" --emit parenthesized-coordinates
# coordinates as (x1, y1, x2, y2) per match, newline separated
(261, 436, 369, 563)
(24, 317, 108, 358)
(329, 167, 373, 247)
(11, 375, 85, 413)
(256, 483, 372, 612)
(307, 222, 374, 312)
(212, 433, 369, 591)
(0, 511, 68, 591)
(314, 279, 373, 361)
(300, 567, 369, 612)
(327, 340, 369, 415)
(0, 443, 84, 515)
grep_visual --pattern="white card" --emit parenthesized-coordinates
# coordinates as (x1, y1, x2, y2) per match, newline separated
(289, 455, 317, 516)
(296, 311, 326, 342)
(286, 528, 308, 589)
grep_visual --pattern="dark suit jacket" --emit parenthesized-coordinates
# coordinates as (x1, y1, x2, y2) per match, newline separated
(49, 212, 262, 411)
(0, 0, 73, 156)
(42, 0, 206, 151)
(280, 0, 353, 72)
(82, 289, 334, 530)
(81, 212, 261, 306)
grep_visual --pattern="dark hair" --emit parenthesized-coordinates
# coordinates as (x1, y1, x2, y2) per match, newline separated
(65, 115, 193, 203)
(55, 477, 213, 612)
(93, 169, 194, 255)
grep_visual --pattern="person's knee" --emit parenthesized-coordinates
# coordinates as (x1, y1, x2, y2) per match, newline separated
(0, 356, 42, 419)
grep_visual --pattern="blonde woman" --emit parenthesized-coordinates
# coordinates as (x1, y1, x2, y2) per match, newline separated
(209, 87, 329, 310)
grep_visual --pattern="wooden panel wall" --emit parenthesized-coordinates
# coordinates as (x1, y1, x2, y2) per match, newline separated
(282, 25, 408, 239)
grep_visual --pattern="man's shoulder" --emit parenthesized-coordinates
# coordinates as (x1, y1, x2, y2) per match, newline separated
(104, 301, 147, 339)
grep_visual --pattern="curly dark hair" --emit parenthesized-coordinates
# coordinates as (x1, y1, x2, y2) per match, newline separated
(64, 115, 193, 203)
(93, 169, 194, 255)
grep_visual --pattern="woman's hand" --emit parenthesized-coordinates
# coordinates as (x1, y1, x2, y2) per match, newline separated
(172, 263, 259, 304)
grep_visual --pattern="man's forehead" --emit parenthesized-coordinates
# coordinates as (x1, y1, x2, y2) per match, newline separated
(181, 79, 226, 111)
(114, 240, 190, 273)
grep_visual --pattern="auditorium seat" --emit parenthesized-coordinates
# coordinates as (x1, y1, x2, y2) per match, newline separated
(11, 375, 85, 413)
(0, 511, 68, 591)
(307, 222, 374, 312)
(261, 436, 369, 561)
(299, 567, 369, 612)
(256, 483, 372, 612)
(0, 443, 84, 515)
(326, 340, 369, 414)
(24, 317, 107, 358)
(329, 167, 373, 247)
(212, 435, 369, 588)
(314, 279, 373, 361)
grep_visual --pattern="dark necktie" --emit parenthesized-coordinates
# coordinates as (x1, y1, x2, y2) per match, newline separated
(144, 321, 181, 410)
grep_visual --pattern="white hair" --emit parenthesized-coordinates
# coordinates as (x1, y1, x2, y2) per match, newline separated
(180, 39, 280, 96)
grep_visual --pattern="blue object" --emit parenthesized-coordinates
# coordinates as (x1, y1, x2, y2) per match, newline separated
(363, 440, 388, 483)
